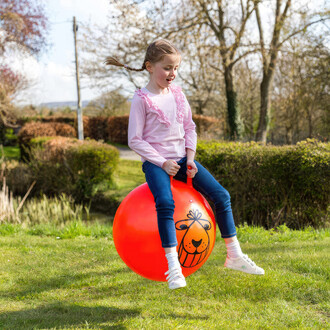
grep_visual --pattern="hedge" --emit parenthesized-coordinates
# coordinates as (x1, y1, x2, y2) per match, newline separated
(107, 115, 129, 145)
(21, 114, 222, 146)
(193, 114, 223, 139)
(18, 122, 76, 161)
(86, 116, 108, 141)
(196, 139, 330, 229)
(28, 136, 119, 202)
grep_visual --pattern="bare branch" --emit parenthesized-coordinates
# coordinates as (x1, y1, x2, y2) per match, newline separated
(254, 0, 266, 68)
(279, 18, 329, 48)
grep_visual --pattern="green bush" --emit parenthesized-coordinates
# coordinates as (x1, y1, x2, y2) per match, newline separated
(41, 115, 75, 126)
(28, 137, 119, 202)
(196, 139, 330, 229)
(0, 128, 18, 146)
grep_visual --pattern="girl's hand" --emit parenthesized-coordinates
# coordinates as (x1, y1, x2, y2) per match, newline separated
(186, 160, 198, 178)
(162, 160, 181, 176)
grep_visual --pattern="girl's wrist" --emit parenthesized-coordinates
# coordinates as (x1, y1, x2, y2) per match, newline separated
(186, 148, 195, 162)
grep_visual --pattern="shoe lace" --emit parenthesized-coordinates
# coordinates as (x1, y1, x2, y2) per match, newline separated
(165, 268, 184, 282)
(242, 254, 256, 267)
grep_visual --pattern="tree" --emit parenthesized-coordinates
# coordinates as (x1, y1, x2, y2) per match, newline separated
(84, 90, 130, 117)
(0, 0, 48, 55)
(253, 0, 329, 142)
(235, 59, 260, 141)
(0, 65, 21, 143)
(0, 0, 48, 130)
(169, 26, 226, 117)
(189, 0, 255, 139)
(80, 0, 256, 139)
(270, 36, 330, 144)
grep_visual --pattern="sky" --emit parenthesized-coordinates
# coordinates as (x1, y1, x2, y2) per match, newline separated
(13, 0, 111, 106)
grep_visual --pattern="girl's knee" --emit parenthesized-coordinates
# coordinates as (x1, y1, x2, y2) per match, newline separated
(213, 187, 231, 206)
(155, 195, 175, 210)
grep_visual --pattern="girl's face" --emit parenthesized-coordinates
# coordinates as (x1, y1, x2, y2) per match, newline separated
(146, 54, 181, 91)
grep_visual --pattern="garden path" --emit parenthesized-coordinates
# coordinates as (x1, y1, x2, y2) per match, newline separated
(116, 146, 141, 161)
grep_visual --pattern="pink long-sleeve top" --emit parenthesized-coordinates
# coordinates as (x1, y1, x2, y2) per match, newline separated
(128, 84, 197, 168)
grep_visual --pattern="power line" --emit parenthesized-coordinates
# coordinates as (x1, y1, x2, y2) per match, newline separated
(49, 20, 72, 25)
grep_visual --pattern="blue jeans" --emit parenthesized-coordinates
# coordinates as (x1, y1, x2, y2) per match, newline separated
(142, 157, 237, 248)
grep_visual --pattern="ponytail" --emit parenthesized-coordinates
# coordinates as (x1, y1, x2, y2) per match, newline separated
(104, 56, 145, 72)
(104, 39, 180, 72)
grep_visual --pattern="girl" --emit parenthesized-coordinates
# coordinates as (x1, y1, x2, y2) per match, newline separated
(105, 39, 264, 290)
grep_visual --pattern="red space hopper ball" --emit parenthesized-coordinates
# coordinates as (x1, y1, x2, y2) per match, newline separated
(113, 175, 216, 282)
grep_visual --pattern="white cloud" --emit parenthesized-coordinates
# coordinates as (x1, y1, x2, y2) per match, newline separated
(14, 58, 99, 105)
(12, 57, 74, 105)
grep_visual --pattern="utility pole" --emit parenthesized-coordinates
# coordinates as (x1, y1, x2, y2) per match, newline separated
(73, 16, 84, 140)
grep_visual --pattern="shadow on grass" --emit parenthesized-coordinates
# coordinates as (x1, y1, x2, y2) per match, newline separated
(0, 303, 139, 329)
(1, 268, 132, 301)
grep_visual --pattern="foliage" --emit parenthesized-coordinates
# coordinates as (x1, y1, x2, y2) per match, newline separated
(196, 139, 330, 228)
(19, 194, 89, 225)
(0, 127, 17, 146)
(18, 121, 77, 161)
(193, 114, 223, 140)
(0, 189, 88, 225)
(0, 0, 48, 55)
(0, 148, 89, 225)
(0, 65, 21, 130)
(0, 0, 49, 132)
(107, 115, 129, 145)
(104, 114, 223, 145)
(92, 158, 145, 214)
(3, 159, 34, 196)
(0, 162, 35, 224)
(28, 137, 120, 202)
(0, 177, 16, 223)
(0, 145, 20, 160)
(80, 0, 329, 144)
(41, 115, 75, 125)
(84, 116, 108, 141)
(84, 90, 131, 116)
(271, 38, 330, 144)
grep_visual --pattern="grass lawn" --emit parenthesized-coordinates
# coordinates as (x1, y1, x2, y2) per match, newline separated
(0, 223, 329, 329)
(0, 147, 329, 328)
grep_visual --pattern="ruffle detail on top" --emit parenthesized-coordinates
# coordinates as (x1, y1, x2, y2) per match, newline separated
(135, 85, 186, 127)
(169, 85, 185, 124)
(136, 89, 171, 127)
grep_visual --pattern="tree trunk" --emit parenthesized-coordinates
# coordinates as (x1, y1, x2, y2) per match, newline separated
(255, 72, 273, 143)
(196, 100, 203, 115)
(224, 66, 240, 140)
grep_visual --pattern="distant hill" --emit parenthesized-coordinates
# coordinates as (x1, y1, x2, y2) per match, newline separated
(39, 100, 90, 109)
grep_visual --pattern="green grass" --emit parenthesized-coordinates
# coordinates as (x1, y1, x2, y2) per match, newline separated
(0, 146, 20, 160)
(101, 159, 145, 202)
(0, 222, 329, 329)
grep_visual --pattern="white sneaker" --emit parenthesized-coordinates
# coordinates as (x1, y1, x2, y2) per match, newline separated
(224, 254, 265, 275)
(165, 267, 186, 290)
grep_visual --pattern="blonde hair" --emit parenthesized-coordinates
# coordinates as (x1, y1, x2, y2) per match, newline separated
(104, 39, 181, 71)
